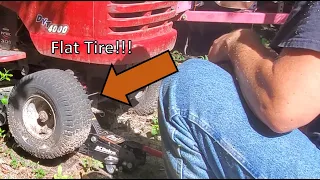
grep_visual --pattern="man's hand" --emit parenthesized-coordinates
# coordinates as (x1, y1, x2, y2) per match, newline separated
(208, 29, 242, 64)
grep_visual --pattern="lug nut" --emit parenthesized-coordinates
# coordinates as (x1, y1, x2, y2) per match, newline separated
(127, 162, 133, 169)
(91, 136, 97, 143)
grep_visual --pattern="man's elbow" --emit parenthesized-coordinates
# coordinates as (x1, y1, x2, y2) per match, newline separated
(268, 122, 294, 134)
(264, 109, 308, 134)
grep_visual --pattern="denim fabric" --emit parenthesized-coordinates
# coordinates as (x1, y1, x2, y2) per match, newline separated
(158, 59, 320, 179)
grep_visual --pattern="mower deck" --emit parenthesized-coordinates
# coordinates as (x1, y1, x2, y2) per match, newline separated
(0, 49, 26, 63)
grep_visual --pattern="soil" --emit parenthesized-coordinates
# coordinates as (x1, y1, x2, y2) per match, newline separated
(0, 102, 165, 179)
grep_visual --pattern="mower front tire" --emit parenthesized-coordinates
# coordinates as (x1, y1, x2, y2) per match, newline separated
(7, 69, 93, 159)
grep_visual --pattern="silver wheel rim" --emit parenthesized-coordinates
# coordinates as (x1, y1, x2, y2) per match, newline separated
(126, 63, 148, 100)
(133, 86, 148, 100)
(22, 95, 56, 140)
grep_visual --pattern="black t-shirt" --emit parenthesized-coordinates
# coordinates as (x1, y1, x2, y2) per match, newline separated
(270, 1, 320, 147)
(270, 1, 320, 52)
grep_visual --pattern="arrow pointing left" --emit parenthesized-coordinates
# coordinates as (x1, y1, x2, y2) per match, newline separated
(101, 50, 178, 106)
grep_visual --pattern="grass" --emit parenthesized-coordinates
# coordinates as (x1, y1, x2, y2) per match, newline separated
(80, 157, 104, 173)
(170, 50, 209, 63)
(151, 117, 160, 137)
(33, 168, 47, 179)
(53, 165, 73, 179)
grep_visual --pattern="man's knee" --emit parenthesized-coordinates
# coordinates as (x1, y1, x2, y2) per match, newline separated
(178, 58, 212, 69)
(175, 58, 231, 78)
(161, 59, 237, 101)
(158, 59, 242, 135)
(161, 59, 234, 95)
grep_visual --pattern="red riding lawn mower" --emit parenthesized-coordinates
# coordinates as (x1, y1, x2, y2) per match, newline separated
(0, 1, 292, 175)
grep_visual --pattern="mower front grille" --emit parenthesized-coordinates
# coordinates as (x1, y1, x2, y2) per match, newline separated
(107, 1, 178, 35)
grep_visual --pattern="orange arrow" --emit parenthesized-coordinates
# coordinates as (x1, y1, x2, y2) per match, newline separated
(101, 50, 178, 106)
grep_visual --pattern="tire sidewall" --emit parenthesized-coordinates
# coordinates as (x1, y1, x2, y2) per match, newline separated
(8, 83, 63, 153)
(8, 69, 92, 159)
(131, 80, 161, 115)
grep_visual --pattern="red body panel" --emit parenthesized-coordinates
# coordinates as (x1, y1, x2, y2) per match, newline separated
(0, 1, 291, 64)
(0, 1, 178, 65)
(176, 1, 289, 24)
(179, 11, 288, 24)
(0, 49, 26, 62)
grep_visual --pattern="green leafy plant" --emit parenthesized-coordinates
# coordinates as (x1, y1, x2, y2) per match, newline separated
(33, 168, 47, 179)
(8, 152, 28, 170)
(260, 36, 270, 47)
(0, 96, 8, 105)
(170, 50, 186, 62)
(10, 158, 19, 169)
(53, 165, 73, 179)
(171, 50, 210, 64)
(0, 68, 13, 105)
(80, 157, 104, 172)
(0, 68, 13, 81)
(0, 127, 6, 138)
(197, 55, 209, 60)
(151, 117, 160, 136)
(9, 152, 24, 169)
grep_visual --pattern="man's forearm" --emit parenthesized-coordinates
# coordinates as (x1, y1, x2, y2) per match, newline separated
(228, 30, 280, 131)
(210, 29, 320, 133)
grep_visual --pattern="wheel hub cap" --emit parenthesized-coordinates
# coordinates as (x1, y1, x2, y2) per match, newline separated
(22, 95, 56, 140)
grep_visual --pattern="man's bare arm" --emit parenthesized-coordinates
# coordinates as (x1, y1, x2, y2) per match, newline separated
(226, 29, 320, 133)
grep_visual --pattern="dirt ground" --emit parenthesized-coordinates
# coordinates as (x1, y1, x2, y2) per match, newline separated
(0, 101, 166, 179)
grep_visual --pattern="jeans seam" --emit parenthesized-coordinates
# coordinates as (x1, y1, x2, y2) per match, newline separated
(178, 146, 183, 179)
(171, 128, 176, 143)
(172, 107, 267, 179)
(171, 127, 184, 178)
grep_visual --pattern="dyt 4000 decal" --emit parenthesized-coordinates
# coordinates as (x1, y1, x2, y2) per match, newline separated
(36, 14, 69, 34)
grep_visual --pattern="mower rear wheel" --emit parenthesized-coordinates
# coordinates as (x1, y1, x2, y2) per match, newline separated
(7, 69, 93, 159)
(129, 81, 161, 116)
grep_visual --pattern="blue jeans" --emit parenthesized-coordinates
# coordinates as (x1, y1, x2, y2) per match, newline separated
(158, 59, 320, 179)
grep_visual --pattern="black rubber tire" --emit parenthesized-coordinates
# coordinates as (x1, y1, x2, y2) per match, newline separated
(130, 81, 161, 116)
(7, 69, 93, 159)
